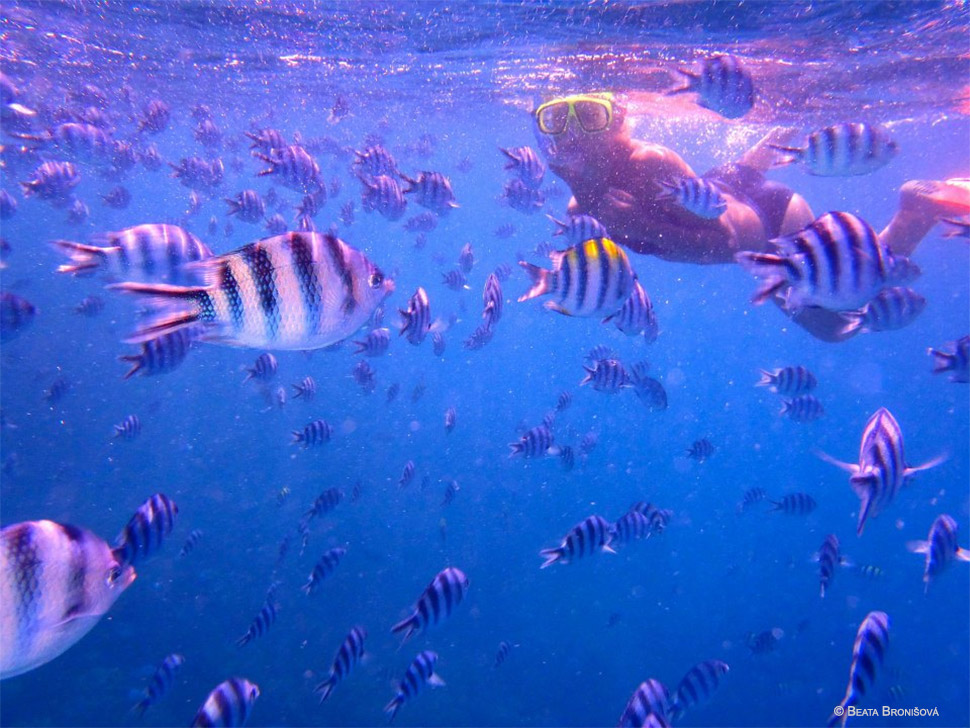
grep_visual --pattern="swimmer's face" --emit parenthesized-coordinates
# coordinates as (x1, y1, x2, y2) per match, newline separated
(534, 94, 626, 172)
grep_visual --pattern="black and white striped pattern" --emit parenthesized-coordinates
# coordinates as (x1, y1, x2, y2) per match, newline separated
(556, 390, 572, 412)
(458, 243, 475, 273)
(301, 547, 347, 595)
(668, 660, 730, 721)
(580, 358, 632, 393)
(190, 677, 260, 727)
(779, 395, 825, 422)
(494, 640, 513, 668)
(547, 213, 607, 245)
(508, 425, 556, 458)
(303, 487, 343, 522)
(255, 145, 322, 193)
(402, 171, 458, 215)
(291, 419, 333, 448)
(674, 53, 754, 119)
(113, 414, 142, 440)
(817, 534, 841, 598)
(539, 515, 616, 568)
(482, 273, 503, 325)
(442, 268, 467, 290)
(501, 146, 545, 189)
(384, 650, 444, 722)
(444, 407, 457, 433)
(354, 145, 398, 178)
(235, 601, 278, 647)
(432, 332, 446, 357)
(612, 511, 652, 545)
(617, 678, 671, 728)
(179, 529, 204, 559)
(772, 123, 898, 177)
(755, 366, 817, 395)
(353, 327, 391, 356)
(737, 487, 767, 514)
(686, 439, 715, 461)
(828, 612, 890, 728)
(132, 653, 184, 717)
(243, 353, 277, 383)
(906, 514, 970, 591)
(225, 190, 265, 224)
(112, 493, 178, 567)
(399, 460, 416, 488)
(314, 626, 366, 701)
(736, 211, 919, 312)
(840, 287, 926, 335)
(293, 375, 316, 400)
(359, 174, 407, 221)
(120, 324, 203, 379)
(629, 503, 673, 535)
(927, 335, 969, 383)
(390, 567, 469, 642)
(399, 287, 432, 345)
(21, 161, 80, 201)
(604, 280, 659, 341)
(769, 492, 817, 515)
(559, 445, 575, 472)
(657, 177, 727, 219)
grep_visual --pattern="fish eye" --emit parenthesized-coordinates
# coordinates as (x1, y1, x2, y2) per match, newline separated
(106, 566, 122, 586)
(369, 271, 384, 288)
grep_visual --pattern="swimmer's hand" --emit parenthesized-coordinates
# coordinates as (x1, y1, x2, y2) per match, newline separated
(604, 187, 635, 211)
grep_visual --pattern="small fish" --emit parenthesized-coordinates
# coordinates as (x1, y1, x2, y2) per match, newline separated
(779, 395, 825, 422)
(178, 529, 204, 558)
(111, 493, 178, 568)
(359, 174, 407, 221)
(770, 123, 898, 177)
(354, 145, 398, 178)
(403, 211, 438, 233)
(494, 223, 516, 239)
(556, 391, 572, 412)
(386, 382, 400, 403)
(254, 145, 323, 194)
(906, 514, 970, 592)
(0, 292, 36, 341)
(137, 99, 170, 134)
(131, 653, 185, 717)
(500, 146, 545, 189)
(927, 335, 969, 383)
(580, 431, 598, 455)
(736, 212, 918, 313)
(444, 406, 457, 433)
(559, 445, 575, 472)
(384, 651, 445, 723)
(755, 366, 817, 395)
(604, 280, 659, 341)
(291, 419, 333, 448)
(441, 480, 460, 506)
(818, 408, 942, 535)
(190, 677, 260, 728)
(494, 640, 514, 668)
(828, 612, 890, 728)
(399, 287, 433, 345)
(354, 327, 391, 356)
(458, 243, 475, 274)
(668, 660, 730, 722)
(244, 353, 278, 383)
(503, 178, 545, 213)
(612, 511, 652, 546)
(246, 128, 288, 154)
(442, 269, 468, 291)
(293, 376, 317, 400)
(769, 492, 817, 515)
(840, 287, 926, 335)
(119, 325, 203, 379)
(66, 199, 89, 225)
(580, 358, 632, 393)
(391, 567, 470, 643)
(432, 332, 446, 357)
(275, 487, 291, 506)
(617, 678, 671, 728)
(855, 564, 884, 580)
(629, 502, 673, 535)
(539, 515, 615, 568)
(463, 323, 494, 350)
(314, 626, 366, 702)
(195, 118, 222, 147)
(352, 359, 377, 393)
(44, 375, 71, 404)
(411, 382, 426, 402)
(236, 600, 278, 647)
(686, 439, 714, 462)
(0, 520, 136, 679)
(508, 425, 558, 459)
(273, 386, 287, 408)
(265, 213, 287, 235)
(301, 547, 347, 595)
(745, 628, 784, 655)
(816, 534, 844, 598)
(351, 480, 362, 503)
(303, 487, 343, 522)
(225, 189, 266, 224)
(657, 177, 727, 219)
(101, 186, 131, 210)
(21, 161, 80, 204)
(402, 170, 458, 215)
(737, 487, 767, 514)
(399, 460, 416, 488)
(667, 54, 754, 119)
(519, 238, 636, 318)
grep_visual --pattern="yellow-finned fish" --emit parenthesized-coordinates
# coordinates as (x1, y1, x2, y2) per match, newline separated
(1, 520, 136, 680)
(111, 232, 394, 351)
(518, 237, 636, 317)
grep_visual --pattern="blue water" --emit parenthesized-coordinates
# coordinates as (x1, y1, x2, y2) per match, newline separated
(1, 1, 968, 726)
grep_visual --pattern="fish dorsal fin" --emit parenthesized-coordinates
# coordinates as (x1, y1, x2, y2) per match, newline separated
(905, 540, 929, 555)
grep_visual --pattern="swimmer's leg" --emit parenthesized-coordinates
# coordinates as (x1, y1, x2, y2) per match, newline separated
(880, 178, 970, 257)
(736, 127, 801, 173)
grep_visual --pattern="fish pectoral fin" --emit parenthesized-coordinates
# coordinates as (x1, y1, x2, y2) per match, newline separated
(814, 449, 859, 474)
(955, 548, 970, 562)
(428, 673, 446, 687)
(543, 301, 572, 316)
(905, 540, 929, 554)
(906, 452, 947, 477)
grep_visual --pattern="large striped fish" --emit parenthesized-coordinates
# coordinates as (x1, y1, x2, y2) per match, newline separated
(668, 660, 730, 722)
(314, 626, 366, 702)
(906, 514, 970, 592)
(391, 567, 469, 643)
(191, 677, 260, 727)
(111, 232, 394, 351)
(818, 408, 943, 535)
(617, 678, 671, 728)
(828, 612, 890, 728)
(1, 520, 136, 679)
(384, 650, 444, 723)
(769, 123, 898, 177)
(666, 54, 755, 119)
(518, 237, 636, 318)
(735, 212, 919, 313)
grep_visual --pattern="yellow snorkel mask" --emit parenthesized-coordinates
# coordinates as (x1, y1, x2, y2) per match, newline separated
(535, 93, 615, 135)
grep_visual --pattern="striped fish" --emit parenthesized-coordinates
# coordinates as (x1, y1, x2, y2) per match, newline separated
(314, 626, 366, 702)
(769, 492, 817, 515)
(612, 511, 652, 546)
(444, 406, 457, 433)
(399, 287, 433, 345)
(629, 502, 673, 535)
(112, 493, 178, 567)
(225, 190, 265, 223)
(756, 366, 817, 395)
(556, 390, 572, 412)
(402, 171, 458, 215)
(667, 54, 754, 119)
(770, 123, 898, 177)
(840, 287, 926, 335)
(559, 445, 575, 471)
(54, 224, 213, 283)
(779, 395, 825, 422)
(0, 520, 136, 679)
(301, 547, 347, 595)
(816, 534, 843, 598)
(906, 514, 970, 592)
(442, 268, 468, 291)
(293, 375, 317, 400)
(818, 408, 943, 535)
(243, 353, 278, 383)
(482, 273, 503, 325)
(360, 174, 407, 221)
(735, 211, 919, 312)
(518, 238, 636, 318)
(113, 414, 142, 440)
(501, 146, 545, 189)
(927, 335, 969, 382)
(494, 640, 514, 668)
(617, 678, 671, 728)
(118, 324, 205, 379)
(384, 651, 445, 723)
(668, 660, 730, 722)
(254, 144, 322, 193)
(657, 177, 727, 219)
(179, 529, 204, 558)
(399, 460, 416, 488)
(603, 280, 659, 341)
(737, 487, 767, 514)
(508, 425, 558, 458)
(353, 327, 391, 356)
(111, 232, 394, 351)
(390, 567, 469, 643)
(354, 145, 398, 178)
(828, 612, 890, 728)
(235, 600, 278, 647)
(191, 677, 260, 727)
(547, 213, 608, 246)
(458, 243, 475, 273)
(432, 332, 446, 356)
(686, 439, 715, 461)
(0, 292, 35, 341)
(303, 487, 343, 522)
(580, 358, 632, 393)
(539, 515, 616, 568)
(131, 653, 184, 717)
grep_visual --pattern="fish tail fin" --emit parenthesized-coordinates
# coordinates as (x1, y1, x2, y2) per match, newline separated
(545, 214, 566, 234)
(108, 282, 208, 343)
(767, 144, 803, 168)
(129, 696, 151, 719)
(654, 180, 677, 200)
(665, 70, 698, 96)
(755, 369, 776, 389)
(389, 616, 417, 640)
(119, 354, 145, 380)
(314, 678, 336, 702)
(290, 431, 305, 446)
(384, 695, 403, 723)
(927, 347, 957, 373)
(507, 442, 523, 458)
(224, 197, 240, 214)
(517, 261, 552, 302)
(235, 632, 253, 648)
(51, 240, 107, 275)
(839, 310, 866, 336)
(734, 252, 790, 304)
(778, 400, 792, 416)
(539, 547, 564, 569)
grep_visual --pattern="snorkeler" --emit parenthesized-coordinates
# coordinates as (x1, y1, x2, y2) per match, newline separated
(532, 92, 970, 342)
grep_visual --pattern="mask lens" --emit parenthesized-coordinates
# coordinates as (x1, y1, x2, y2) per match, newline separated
(574, 100, 611, 132)
(538, 102, 570, 135)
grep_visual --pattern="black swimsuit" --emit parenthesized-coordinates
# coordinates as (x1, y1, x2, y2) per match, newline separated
(703, 162, 795, 239)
